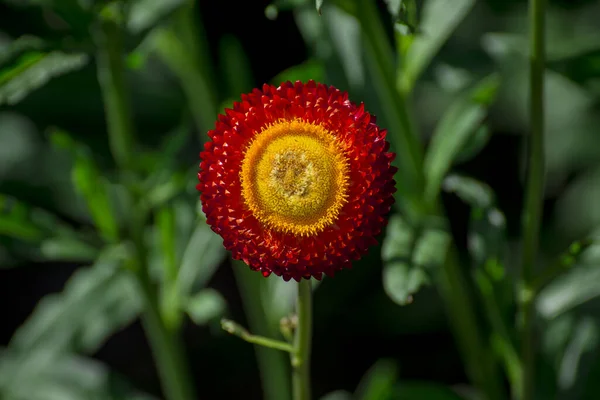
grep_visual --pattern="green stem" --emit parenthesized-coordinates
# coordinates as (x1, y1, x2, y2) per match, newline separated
(131, 214, 196, 400)
(233, 263, 292, 400)
(95, 17, 196, 400)
(355, 2, 505, 398)
(152, 3, 218, 138)
(356, 0, 426, 216)
(138, 285, 194, 400)
(521, 0, 546, 398)
(95, 18, 134, 171)
(292, 279, 313, 400)
(439, 247, 506, 400)
(221, 319, 295, 353)
(475, 270, 522, 398)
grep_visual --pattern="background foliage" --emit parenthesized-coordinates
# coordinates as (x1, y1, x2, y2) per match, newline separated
(1, 0, 600, 399)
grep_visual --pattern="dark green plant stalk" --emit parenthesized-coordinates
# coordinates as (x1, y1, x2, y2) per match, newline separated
(152, 3, 218, 138)
(520, 0, 546, 398)
(233, 264, 293, 400)
(355, 2, 505, 399)
(95, 17, 196, 400)
(95, 17, 134, 171)
(356, 0, 426, 216)
(291, 279, 313, 400)
(438, 247, 506, 400)
(131, 212, 196, 400)
(156, 4, 293, 398)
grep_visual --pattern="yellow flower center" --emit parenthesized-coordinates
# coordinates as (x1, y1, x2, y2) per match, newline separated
(240, 119, 349, 236)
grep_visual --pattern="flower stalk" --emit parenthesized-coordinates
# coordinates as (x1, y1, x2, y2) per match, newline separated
(291, 279, 313, 400)
(95, 15, 196, 400)
(221, 319, 294, 353)
(520, 0, 547, 398)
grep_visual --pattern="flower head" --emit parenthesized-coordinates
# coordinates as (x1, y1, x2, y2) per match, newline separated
(198, 80, 397, 281)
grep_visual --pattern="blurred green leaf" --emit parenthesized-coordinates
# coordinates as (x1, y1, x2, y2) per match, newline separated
(393, 381, 466, 399)
(399, 0, 475, 94)
(176, 221, 226, 299)
(0, 349, 156, 400)
(2, 0, 93, 36)
(219, 35, 254, 99)
(442, 174, 516, 389)
(262, 274, 322, 326)
(323, 5, 364, 90)
(388, 0, 418, 38)
(383, 0, 403, 19)
(0, 197, 45, 242)
(316, 0, 324, 14)
(185, 288, 227, 325)
(10, 256, 141, 356)
(139, 123, 192, 207)
(454, 125, 491, 164)
(157, 205, 177, 281)
(383, 262, 429, 306)
(557, 317, 598, 391)
(424, 74, 499, 205)
(0, 195, 90, 252)
(442, 174, 508, 277)
(127, 0, 186, 34)
(231, 262, 293, 400)
(320, 390, 353, 400)
(0, 35, 45, 66)
(442, 174, 494, 209)
(468, 209, 505, 269)
(143, 171, 187, 211)
(265, 4, 279, 20)
(149, 5, 218, 138)
(50, 128, 120, 243)
(483, 31, 600, 64)
(355, 0, 426, 216)
(39, 236, 98, 262)
(537, 262, 600, 320)
(434, 63, 474, 93)
(0, 48, 88, 106)
(355, 359, 398, 400)
(381, 215, 449, 305)
(272, 59, 324, 85)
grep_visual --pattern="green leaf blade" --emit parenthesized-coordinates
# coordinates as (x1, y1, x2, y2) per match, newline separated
(399, 0, 475, 94)
(424, 74, 500, 205)
(0, 49, 88, 106)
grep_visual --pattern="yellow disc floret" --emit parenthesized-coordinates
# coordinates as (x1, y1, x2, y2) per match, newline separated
(240, 119, 349, 236)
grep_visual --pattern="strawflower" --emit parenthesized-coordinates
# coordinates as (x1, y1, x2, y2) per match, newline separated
(198, 80, 396, 281)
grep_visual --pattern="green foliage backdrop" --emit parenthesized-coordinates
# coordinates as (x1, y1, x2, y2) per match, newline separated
(1, 0, 600, 399)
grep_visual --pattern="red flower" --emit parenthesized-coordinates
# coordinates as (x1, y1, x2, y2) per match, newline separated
(198, 80, 397, 281)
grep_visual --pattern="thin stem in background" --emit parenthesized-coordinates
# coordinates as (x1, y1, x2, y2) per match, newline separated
(131, 213, 197, 400)
(233, 263, 293, 400)
(153, 2, 218, 139)
(95, 17, 134, 172)
(521, 0, 546, 398)
(291, 279, 313, 400)
(355, 2, 505, 399)
(439, 246, 506, 400)
(95, 16, 196, 400)
(356, 0, 426, 217)
(221, 318, 295, 353)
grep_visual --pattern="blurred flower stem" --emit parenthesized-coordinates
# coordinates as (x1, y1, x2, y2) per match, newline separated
(233, 263, 293, 400)
(356, 0, 426, 216)
(95, 15, 196, 400)
(291, 279, 312, 400)
(155, 3, 294, 397)
(152, 2, 218, 138)
(520, 0, 547, 398)
(355, 1, 505, 399)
